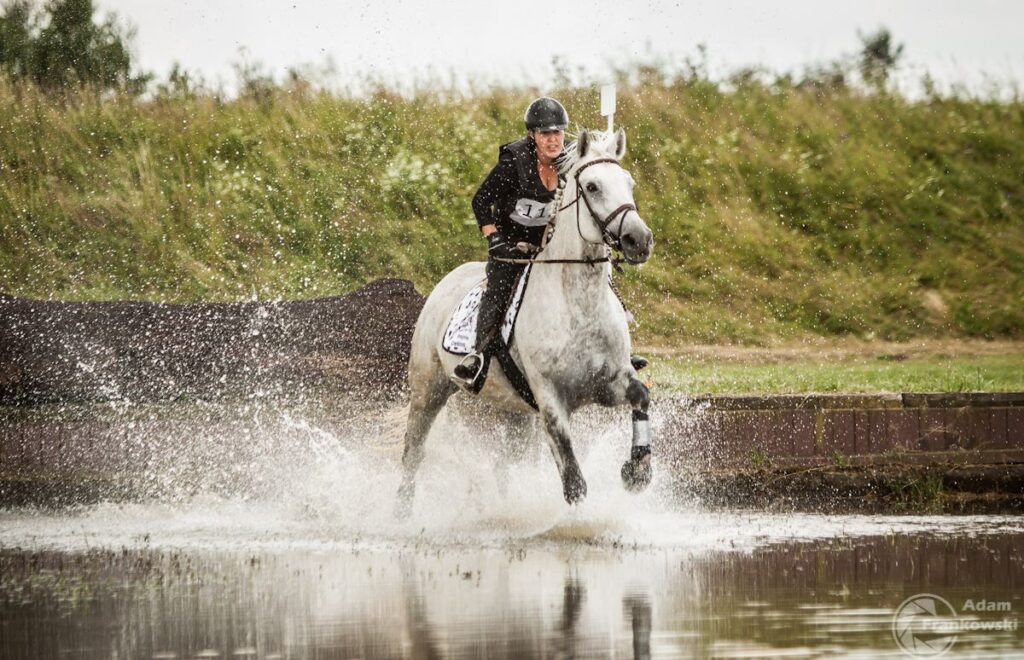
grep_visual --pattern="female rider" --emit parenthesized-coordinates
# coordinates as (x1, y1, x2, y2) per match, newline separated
(452, 97, 568, 386)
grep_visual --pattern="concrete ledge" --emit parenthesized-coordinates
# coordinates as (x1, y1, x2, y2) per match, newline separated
(901, 392, 1024, 408)
(692, 393, 905, 411)
(687, 392, 1024, 411)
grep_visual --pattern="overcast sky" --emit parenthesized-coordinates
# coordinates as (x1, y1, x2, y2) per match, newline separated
(101, 0, 1024, 95)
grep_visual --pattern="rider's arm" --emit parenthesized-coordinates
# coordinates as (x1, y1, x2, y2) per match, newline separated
(472, 154, 517, 237)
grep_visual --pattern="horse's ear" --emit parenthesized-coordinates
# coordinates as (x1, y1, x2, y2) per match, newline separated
(576, 129, 590, 158)
(614, 127, 626, 160)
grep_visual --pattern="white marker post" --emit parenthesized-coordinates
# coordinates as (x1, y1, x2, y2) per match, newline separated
(600, 83, 616, 133)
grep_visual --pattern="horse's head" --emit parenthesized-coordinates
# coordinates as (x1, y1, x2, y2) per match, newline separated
(565, 128, 654, 264)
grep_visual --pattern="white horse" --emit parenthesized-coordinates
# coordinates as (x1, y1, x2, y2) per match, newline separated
(395, 128, 655, 516)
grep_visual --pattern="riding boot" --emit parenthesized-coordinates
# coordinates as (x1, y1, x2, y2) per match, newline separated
(453, 259, 524, 387)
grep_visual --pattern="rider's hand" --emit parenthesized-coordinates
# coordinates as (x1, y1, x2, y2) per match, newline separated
(487, 232, 520, 261)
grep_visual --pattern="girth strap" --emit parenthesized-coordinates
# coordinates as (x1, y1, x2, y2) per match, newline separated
(468, 348, 538, 410)
(493, 347, 538, 410)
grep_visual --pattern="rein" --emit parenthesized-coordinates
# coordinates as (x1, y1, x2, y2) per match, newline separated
(493, 156, 635, 270)
(490, 254, 624, 269)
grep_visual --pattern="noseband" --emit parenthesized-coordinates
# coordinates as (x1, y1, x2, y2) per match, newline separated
(562, 157, 638, 250)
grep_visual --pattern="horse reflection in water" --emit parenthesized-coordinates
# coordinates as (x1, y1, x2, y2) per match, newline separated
(624, 590, 654, 660)
(399, 561, 653, 660)
(397, 128, 655, 516)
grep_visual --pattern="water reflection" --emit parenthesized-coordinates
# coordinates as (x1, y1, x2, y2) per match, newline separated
(0, 532, 1021, 658)
(623, 590, 653, 659)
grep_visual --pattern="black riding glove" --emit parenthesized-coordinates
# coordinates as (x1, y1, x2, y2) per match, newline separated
(486, 232, 520, 261)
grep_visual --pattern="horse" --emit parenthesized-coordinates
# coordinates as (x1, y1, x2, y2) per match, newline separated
(395, 127, 655, 517)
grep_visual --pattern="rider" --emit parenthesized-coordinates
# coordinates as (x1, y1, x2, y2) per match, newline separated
(452, 97, 568, 386)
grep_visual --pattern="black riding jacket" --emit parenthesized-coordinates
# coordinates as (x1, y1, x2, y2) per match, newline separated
(472, 137, 564, 246)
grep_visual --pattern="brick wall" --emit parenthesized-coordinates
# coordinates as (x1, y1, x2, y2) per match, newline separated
(663, 392, 1024, 468)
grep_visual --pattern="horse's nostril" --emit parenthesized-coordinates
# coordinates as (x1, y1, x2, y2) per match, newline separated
(622, 234, 637, 248)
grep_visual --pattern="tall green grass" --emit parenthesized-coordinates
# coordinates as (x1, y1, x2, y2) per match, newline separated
(1, 73, 1021, 345)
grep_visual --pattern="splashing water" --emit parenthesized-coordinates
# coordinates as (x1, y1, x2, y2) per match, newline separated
(2, 398, 1021, 554)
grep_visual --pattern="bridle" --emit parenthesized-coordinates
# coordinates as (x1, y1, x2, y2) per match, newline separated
(562, 157, 638, 252)
(493, 156, 638, 269)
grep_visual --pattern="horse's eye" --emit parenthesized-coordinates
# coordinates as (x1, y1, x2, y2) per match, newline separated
(586, 182, 599, 193)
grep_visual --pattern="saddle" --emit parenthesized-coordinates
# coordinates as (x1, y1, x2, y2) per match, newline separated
(442, 265, 537, 408)
(440, 266, 646, 410)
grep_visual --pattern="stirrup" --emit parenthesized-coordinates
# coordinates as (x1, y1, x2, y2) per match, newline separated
(630, 355, 649, 372)
(452, 353, 484, 388)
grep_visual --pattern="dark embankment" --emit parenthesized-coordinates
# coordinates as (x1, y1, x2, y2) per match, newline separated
(0, 278, 424, 405)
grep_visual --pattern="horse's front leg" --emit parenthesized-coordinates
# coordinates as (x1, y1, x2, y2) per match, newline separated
(613, 373, 653, 493)
(536, 396, 587, 505)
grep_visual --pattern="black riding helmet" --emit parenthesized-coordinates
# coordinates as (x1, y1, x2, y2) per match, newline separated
(524, 97, 569, 132)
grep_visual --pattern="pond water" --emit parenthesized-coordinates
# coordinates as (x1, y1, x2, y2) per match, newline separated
(2, 403, 1022, 657)
(1, 502, 1021, 659)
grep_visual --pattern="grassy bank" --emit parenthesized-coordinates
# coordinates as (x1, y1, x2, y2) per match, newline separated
(1, 73, 1022, 345)
(648, 350, 1024, 394)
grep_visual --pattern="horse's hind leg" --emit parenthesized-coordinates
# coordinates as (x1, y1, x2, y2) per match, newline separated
(394, 368, 454, 519)
(493, 411, 538, 499)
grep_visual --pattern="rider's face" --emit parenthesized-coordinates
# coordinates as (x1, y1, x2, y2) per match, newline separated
(531, 129, 564, 163)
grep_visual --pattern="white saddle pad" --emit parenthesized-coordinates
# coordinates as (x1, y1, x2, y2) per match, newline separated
(442, 264, 532, 355)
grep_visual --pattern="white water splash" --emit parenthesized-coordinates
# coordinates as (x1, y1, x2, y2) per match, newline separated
(2, 400, 1022, 553)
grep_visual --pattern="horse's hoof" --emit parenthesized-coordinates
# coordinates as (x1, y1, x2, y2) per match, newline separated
(564, 479, 587, 504)
(563, 466, 588, 505)
(621, 456, 652, 493)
